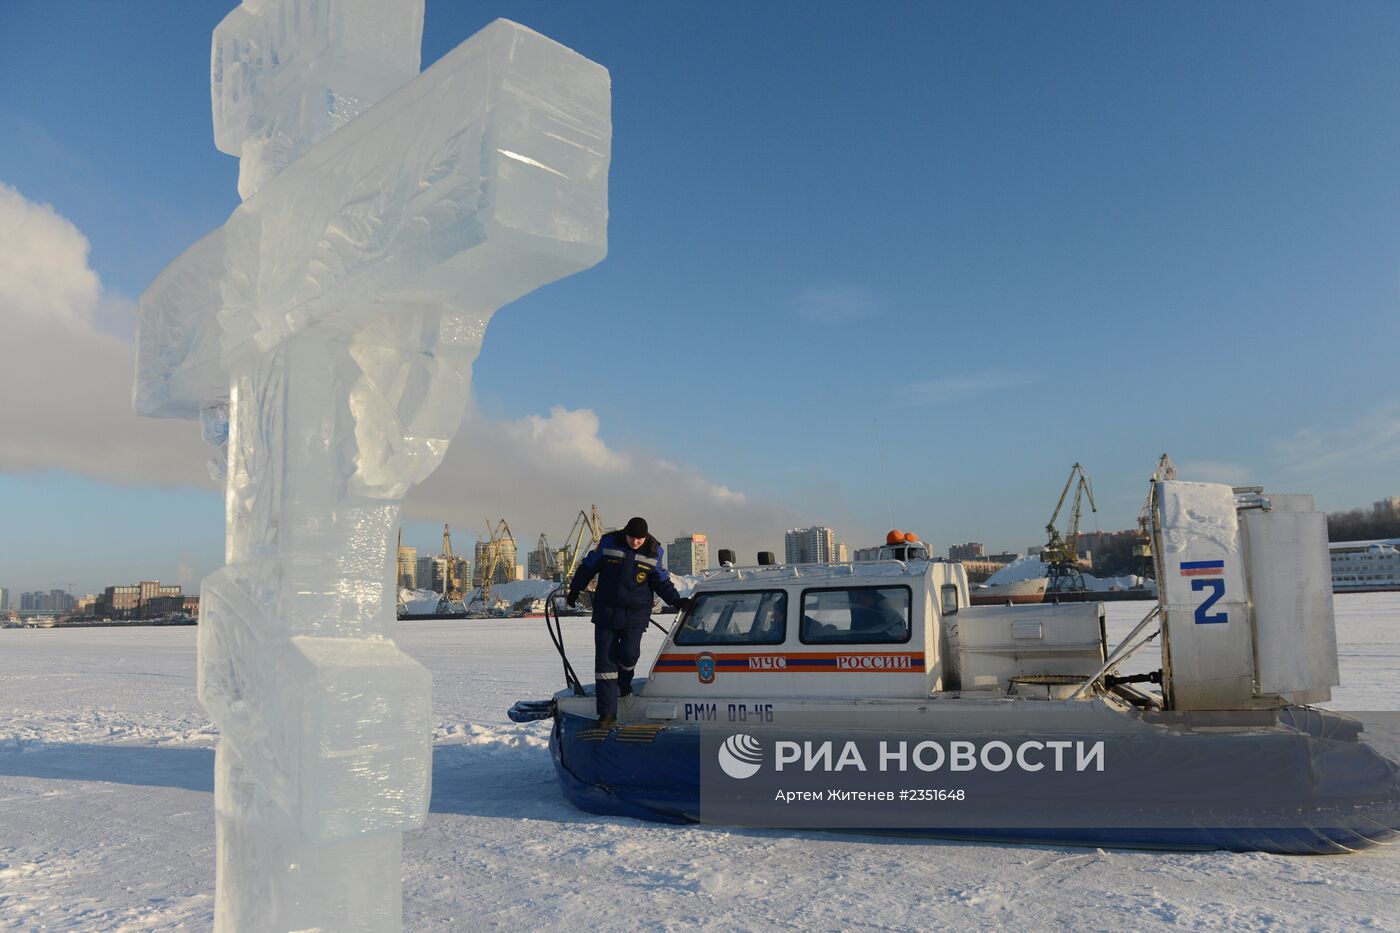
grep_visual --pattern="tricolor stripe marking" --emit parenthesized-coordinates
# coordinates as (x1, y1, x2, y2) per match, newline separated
(1179, 560, 1225, 577)
(655, 652, 924, 674)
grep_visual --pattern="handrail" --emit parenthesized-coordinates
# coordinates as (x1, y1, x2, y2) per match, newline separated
(1069, 603, 1161, 700)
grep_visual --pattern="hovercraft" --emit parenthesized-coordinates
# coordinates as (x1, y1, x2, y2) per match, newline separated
(512, 481, 1400, 853)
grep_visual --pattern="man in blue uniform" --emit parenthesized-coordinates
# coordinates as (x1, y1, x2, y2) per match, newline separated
(567, 516, 685, 727)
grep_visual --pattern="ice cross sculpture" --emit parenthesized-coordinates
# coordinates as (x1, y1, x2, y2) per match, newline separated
(132, 2, 610, 929)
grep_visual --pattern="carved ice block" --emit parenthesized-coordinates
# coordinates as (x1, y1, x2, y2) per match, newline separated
(213, 0, 426, 198)
(216, 803, 404, 932)
(285, 635, 431, 838)
(202, 571, 431, 835)
(136, 19, 612, 420)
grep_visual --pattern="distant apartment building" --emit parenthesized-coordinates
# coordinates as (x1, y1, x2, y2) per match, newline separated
(414, 555, 467, 593)
(94, 581, 182, 619)
(837, 543, 848, 563)
(415, 556, 434, 590)
(785, 526, 837, 564)
(669, 534, 709, 575)
(948, 542, 985, 561)
(1073, 529, 1140, 572)
(396, 545, 417, 589)
(103, 585, 140, 616)
(474, 538, 517, 586)
(20, 590, 76, 612)
(143, 593, 188, 616)
(0, 587, 8, 613)
(1375, 497, 1400, 516)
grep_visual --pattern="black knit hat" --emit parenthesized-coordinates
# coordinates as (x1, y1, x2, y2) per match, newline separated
(623, 516, 648, 537)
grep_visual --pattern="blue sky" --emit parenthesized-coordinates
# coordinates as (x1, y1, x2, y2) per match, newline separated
(3, 1, 1400, 595)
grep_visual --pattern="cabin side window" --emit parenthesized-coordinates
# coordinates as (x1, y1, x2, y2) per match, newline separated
(673, 590, 787, 646)
(800, 586, 912, 644)
(940, 584, 959, 615)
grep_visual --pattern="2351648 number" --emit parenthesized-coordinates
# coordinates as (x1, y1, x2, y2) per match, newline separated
(906, 789, 965, 802)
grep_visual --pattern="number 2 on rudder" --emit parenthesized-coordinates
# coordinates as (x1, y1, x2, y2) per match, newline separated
(1191, 578, 1228, 624)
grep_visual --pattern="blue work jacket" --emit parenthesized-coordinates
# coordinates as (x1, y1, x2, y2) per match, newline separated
(569, 531, 682, 628)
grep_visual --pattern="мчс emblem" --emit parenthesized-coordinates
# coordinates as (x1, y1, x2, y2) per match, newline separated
(635, 570, 647, 583)
(696, 652, 716, 684)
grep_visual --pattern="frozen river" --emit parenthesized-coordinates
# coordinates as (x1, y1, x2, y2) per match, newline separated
(1, 595, 1398, 930)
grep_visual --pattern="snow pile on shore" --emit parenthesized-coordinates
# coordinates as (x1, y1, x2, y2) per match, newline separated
(984, 556, 1155, 593)
(400, 580, 562, 614)
(984, 555, 1047, 586)
(399, 588, 445, 614)
(469, 579, 560, 605)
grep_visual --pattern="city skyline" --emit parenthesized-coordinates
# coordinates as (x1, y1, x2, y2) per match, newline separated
(8, 493, 1400, 598)
(4, 2, 1400, 593)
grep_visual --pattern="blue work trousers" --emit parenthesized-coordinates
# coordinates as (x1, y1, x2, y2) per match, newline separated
(594, 624, 645, 719)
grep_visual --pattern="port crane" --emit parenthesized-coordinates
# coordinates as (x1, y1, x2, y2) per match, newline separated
(1133, 453, 1177, 580)
(476, 518, 516, 610)
(534, 532, 560, 581)
(434, 523, 463, 614)
(558, 506, 602, 587)
(1044, 463, 1098, 593)
(442, 523, 461, 597)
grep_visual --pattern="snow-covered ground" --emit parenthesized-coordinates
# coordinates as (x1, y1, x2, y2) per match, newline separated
(1, 595, 1398, 930)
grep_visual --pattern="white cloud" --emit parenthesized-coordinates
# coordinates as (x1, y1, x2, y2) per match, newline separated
(0, 183, 100, 330)
(504, 406, 624, 470)
(898, 369, 1033, 406)
(406, 405, 797, 562)
(791, 283, 883, 324)
(0, 182, 212, 486)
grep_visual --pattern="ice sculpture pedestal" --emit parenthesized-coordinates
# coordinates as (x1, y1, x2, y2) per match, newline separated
(134, 3, 610, 928)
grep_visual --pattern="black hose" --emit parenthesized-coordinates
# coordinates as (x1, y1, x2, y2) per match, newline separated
(545, 586, 585, 695)
(1104, 670, 1163, 687)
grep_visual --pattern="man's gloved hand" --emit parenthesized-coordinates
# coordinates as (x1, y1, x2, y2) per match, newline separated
(675, 595, 695, 612)
(565, 592, 578, 609)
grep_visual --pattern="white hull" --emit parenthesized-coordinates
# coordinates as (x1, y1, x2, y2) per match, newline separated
(972, 576, 1047, 605)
